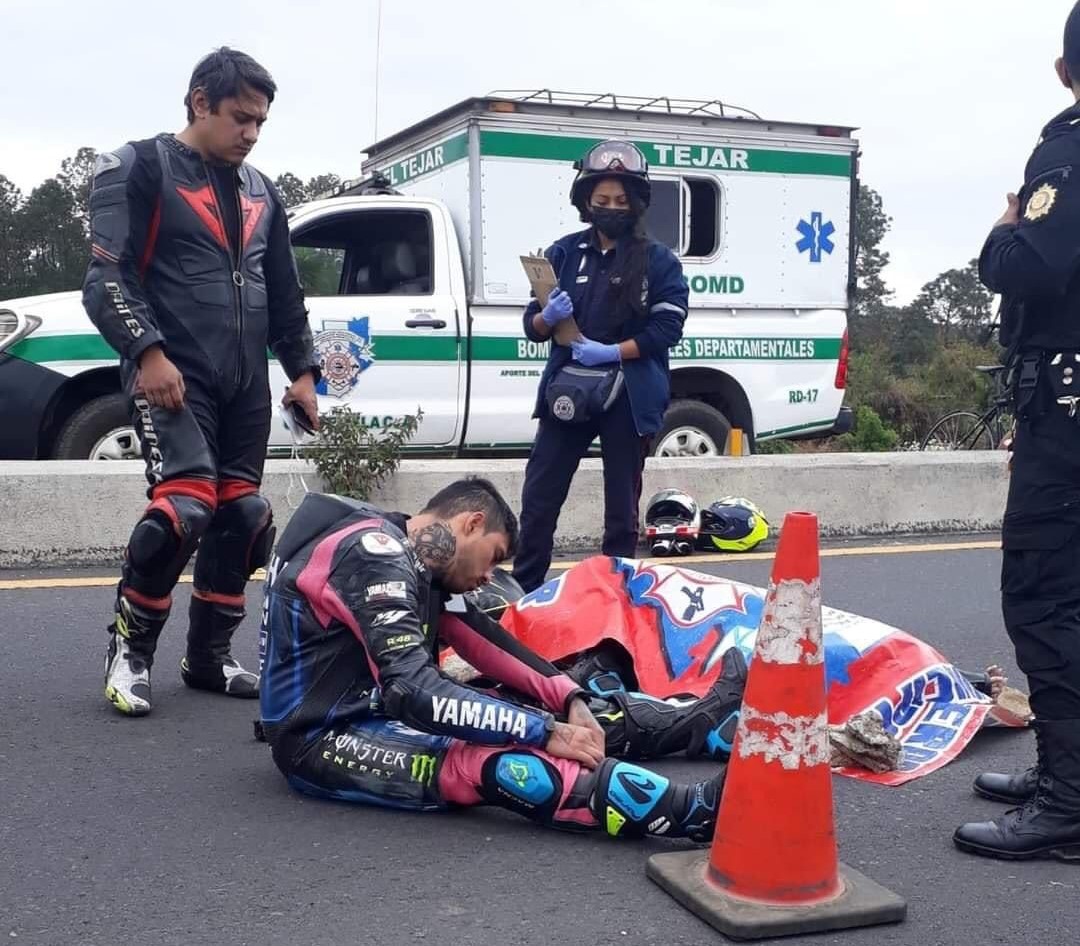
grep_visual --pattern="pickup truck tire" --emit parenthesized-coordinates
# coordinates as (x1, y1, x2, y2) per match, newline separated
(653, 399, 733, 458)
(54, 393, 141, 461)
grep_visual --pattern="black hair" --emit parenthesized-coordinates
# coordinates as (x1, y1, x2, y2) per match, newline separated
(606, 191, 650, 324)
(1066, 2, 1080, 80)
(421, 477, 519, 556)
(578, 179, 651, 329)
(184, 47, 277, 123)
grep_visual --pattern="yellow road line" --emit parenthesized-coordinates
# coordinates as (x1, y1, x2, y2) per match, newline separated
(547, 538, 1000, 569)
(0, 541, 1000, 591)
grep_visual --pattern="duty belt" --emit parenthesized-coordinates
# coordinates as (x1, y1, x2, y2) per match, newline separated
(1012, 350, 1080, 418)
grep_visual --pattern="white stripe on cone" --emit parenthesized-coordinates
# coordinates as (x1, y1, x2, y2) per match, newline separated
(758, 578, 823, 665)
(736, 705, 830, 770)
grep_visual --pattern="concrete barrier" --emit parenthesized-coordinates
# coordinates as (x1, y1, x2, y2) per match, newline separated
(0, 452, 1008, 567)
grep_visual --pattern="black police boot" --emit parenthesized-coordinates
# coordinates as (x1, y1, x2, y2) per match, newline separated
(181, 596, 259, 698)
(973, 765, 1040, 804)
(105, 587, 168, 717)
(954, 720, 1080, 861)
(973, 720, 1043, 803)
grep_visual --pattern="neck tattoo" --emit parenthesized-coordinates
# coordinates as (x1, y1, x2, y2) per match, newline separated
(412, 521, 456, 572)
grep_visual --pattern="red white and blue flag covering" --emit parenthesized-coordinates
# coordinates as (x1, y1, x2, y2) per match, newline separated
(498, 556, 1024, 787)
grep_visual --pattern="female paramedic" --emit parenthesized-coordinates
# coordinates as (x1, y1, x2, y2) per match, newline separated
(511, 141, 689, 593)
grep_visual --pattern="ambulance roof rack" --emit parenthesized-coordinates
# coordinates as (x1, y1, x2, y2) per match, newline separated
(485, 89, 763, 121)
(359, 92, 853, 175)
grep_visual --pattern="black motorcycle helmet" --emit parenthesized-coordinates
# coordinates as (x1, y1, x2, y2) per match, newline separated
(569, 140, 652, 215)
(464, 567, 525, 621)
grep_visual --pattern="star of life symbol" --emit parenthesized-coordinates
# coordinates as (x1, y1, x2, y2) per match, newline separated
(795, 212, 836, 263)
(314, 318, 375, 399)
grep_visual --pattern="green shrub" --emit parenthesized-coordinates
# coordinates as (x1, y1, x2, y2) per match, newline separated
(833, 405, 900, 452)
(306, 407, 423, 500)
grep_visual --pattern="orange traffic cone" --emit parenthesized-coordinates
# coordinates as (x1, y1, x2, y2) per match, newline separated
(647, 511, 906, 940)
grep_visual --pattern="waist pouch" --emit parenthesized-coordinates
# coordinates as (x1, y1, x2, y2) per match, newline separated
(545, 364, 624, 424)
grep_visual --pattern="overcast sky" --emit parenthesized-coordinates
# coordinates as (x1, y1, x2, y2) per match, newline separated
(2, 0, 1075, 302)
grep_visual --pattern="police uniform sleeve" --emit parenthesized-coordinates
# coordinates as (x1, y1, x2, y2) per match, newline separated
(439, 597, 586, 715)
(306, 531, 555, 746)
(980, 158, 1080, 298)
(263, 177, 321, 383)
(81, 143, 165, 363)
(632, 243, 688, 358)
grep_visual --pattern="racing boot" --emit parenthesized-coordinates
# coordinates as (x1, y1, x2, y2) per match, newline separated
(590, 757, 726, 842)
(105, 588, 168, 717)
(180, 595, 259, 698)
(564, 644, 637, 697)
(593, 647, 748, 762)
(954, 720, 1080, 860)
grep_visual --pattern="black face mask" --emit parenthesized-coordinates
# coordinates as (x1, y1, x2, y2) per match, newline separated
(589, 206, 636, 240)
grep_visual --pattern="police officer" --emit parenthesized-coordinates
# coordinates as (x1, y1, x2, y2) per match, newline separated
(82, 48, 320, 717)
(512, 141, 689, 593)
(953, 4, 1080, 860)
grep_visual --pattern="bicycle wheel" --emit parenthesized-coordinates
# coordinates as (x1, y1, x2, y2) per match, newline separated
(920, 411, 996, 450)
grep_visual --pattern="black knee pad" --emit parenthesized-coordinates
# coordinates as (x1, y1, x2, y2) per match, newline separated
(194, 493, 275, 595)
(479, 751, 563, 825)
(125, 494, 213, 598)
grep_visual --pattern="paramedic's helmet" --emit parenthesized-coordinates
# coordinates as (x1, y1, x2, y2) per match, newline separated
(569, 140, 652, 212)
(465, 567, 525, 621)
(644, 488, 699, 557)
(699, 497, 770, 552)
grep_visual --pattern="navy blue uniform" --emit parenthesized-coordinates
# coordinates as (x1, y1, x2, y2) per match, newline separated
(513, 231, 688, 592)
(961, 101, 1080, 855)
(980, 103, 1080, 726)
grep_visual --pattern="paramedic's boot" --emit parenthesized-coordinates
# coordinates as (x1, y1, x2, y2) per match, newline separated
(593, 647, 748, 762)
(955, 720, 1080, 861)
(590, 758, 726, 842)
(105, 589, 168, 717)
(180, 595, 259, 698)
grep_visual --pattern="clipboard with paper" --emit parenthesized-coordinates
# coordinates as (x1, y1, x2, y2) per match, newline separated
(520, 254, 582, 346)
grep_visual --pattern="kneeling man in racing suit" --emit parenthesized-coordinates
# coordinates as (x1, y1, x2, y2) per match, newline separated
(259, 478, 744, 840)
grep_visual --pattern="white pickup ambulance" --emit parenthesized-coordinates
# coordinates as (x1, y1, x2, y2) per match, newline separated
(0, 91, 855, 461)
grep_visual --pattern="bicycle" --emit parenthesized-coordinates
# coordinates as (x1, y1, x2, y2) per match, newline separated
(919, 365, 1014, 451)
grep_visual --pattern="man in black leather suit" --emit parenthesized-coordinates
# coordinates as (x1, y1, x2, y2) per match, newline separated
(82, 47, 321, 717)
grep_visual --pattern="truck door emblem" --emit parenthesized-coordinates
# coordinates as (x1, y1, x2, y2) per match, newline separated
(314, 317, 375, 398)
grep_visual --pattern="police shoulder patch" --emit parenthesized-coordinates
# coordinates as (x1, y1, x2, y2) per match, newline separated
(1024, 183, 1057, 222)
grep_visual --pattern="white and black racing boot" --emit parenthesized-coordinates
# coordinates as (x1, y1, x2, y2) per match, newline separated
(105, 591, 167, 717)
(181, 596, 259, 698)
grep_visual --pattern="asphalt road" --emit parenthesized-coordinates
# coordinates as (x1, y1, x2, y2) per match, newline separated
(2, 542, 1078, 945)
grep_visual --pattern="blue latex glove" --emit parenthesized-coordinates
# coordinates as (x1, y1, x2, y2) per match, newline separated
(572, 337, 621, 367)
(541, 288, 574, 327)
